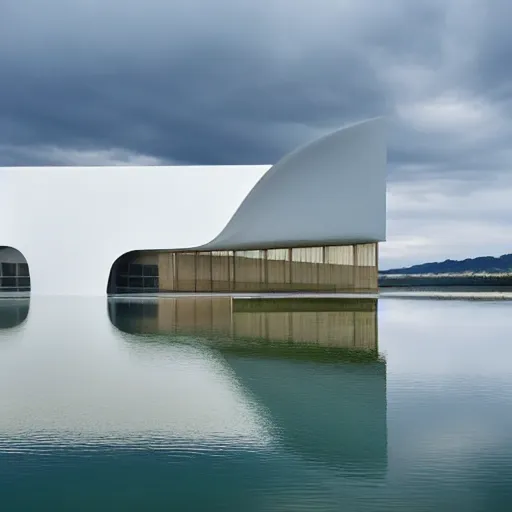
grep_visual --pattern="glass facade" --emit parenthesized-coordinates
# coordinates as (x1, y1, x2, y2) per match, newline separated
(112, 263, 159, 293)
(0, 262, 30, 292)
(113, 243, 378, 294)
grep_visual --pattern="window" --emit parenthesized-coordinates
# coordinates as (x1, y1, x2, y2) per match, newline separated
(2, 263, 16, 277)
(0, 262, 31, 291)
(113, 263, 159, 293)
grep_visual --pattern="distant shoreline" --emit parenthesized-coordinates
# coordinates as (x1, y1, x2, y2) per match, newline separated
(379, 274, 512, 288)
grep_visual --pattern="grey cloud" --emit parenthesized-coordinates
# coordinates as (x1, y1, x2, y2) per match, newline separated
(381, 172, 512, 268)
(0, 144, 167, 167)
(0, 0, 449, 167)
(0, 44, 384, 164)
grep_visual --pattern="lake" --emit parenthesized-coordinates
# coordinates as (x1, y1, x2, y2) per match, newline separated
(1, 294, 512, 511)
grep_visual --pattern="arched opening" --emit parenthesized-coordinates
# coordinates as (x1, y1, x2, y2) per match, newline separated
(107, 251, 159, 295)
(0, 247, 30, 294)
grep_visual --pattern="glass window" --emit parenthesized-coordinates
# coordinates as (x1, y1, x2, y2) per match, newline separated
(267, 249, 288, 261)
(129, 264, 143, 276)
(144, 277, 159, 289)
(2, 277, 16, 289)
(129, 277, 143, 288)
(325, 246, 354, 265)
(117, 263, 130, 275)
(143, 264, 159, 277)
(18, 263, 29, 277)
(18, 277, 30, 289)
(1, 263, 16, 277)
(291, 247, 323, 263)
(238, 250, 263, 259)
(355, 244, 376, 266)
(116, 275, 128, 288)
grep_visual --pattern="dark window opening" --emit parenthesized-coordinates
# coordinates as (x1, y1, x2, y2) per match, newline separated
(108, 257, 159, 294)
(0, 261, 31, 292)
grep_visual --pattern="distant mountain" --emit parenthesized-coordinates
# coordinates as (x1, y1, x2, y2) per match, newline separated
(381, 253, 512, 275)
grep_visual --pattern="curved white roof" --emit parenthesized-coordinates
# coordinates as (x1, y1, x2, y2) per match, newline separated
(201, 117, 386, 250)
(0, 117, 386, 295)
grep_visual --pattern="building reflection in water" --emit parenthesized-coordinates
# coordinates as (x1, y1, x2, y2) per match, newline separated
(109, 295, 387, 475)
(0, 295, 386, 479)
(108, 296, 378, 355)
(0, 297, 29, 330)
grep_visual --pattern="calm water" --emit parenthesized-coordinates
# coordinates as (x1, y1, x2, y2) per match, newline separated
(1, 294, 512, 511)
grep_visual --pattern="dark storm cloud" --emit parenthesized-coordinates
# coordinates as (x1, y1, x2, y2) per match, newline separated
(2, 0, 512, 264)
(0, 46, 384, 164)
(0, 0, 438, 166)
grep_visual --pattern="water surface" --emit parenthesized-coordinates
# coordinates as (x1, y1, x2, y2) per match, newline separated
(1, 295, 511, 511)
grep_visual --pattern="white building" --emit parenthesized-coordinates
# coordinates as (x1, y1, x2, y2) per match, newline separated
(0, 118, 386, 296)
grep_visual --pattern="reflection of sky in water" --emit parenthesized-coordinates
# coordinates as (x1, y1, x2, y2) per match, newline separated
(1, 295, 512, 510)
(379, 299, 512, 509)
(0, 342, 272, 449)
(0, 302, 273, 451)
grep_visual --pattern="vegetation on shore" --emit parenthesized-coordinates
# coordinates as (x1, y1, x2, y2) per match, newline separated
(381, 253, 512, 275)
(379, 253, 512, 287)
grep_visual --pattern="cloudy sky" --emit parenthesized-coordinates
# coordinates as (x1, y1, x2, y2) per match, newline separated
(2, 0, 512, 269)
